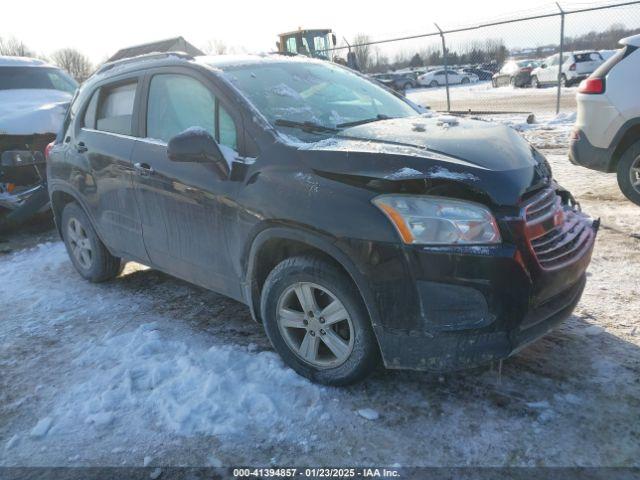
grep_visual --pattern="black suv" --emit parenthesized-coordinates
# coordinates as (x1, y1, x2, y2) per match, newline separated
(48, 52, 597, 385)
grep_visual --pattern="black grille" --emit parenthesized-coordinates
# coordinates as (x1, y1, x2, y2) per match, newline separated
(523, 188, 595, 270)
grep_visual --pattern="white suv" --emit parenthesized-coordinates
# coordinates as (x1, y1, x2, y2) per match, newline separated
(569, 35, 640, 205)
(531, 51, 604, 87)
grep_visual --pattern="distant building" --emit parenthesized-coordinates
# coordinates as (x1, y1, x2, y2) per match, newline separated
(108, 36, 204, 62)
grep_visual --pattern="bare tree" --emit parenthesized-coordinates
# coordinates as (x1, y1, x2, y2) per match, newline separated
(203, 39, 228, 55)
(51, 48, 93, 82)
(0, 36, 36, 57)
(352, 33, 372, 72)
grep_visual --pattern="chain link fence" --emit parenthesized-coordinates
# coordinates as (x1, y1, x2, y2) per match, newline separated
(330, 1, 640, 114)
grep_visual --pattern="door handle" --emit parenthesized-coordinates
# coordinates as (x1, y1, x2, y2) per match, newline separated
(76, 142, 88, 153)
(133, 162, 154, 175)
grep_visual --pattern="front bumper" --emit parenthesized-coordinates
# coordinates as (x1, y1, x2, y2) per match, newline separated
(0, 147, 50, 226)
(357, 190, 598, 371)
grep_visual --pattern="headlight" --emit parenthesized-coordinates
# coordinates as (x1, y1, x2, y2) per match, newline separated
(373, 195, 501, 245)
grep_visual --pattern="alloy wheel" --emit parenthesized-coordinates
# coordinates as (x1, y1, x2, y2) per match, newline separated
(276, 282, 354, 368)
(67, 217, 93, 269)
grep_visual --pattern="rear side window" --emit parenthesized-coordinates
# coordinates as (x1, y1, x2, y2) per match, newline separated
(574, 52, 602, 63)
(96, 82, 137, 136)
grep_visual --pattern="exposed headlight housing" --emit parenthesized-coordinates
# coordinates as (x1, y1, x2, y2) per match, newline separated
(373, 195, 501, 245)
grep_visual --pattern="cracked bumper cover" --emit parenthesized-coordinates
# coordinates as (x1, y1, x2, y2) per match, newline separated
(361, 217, 597, 372)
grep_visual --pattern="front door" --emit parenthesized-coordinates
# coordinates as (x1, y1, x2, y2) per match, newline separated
(542, 55, 559, 83)
(132, 70, 241, 297)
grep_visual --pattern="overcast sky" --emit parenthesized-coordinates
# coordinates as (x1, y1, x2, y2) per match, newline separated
(4, 0, 634, 63)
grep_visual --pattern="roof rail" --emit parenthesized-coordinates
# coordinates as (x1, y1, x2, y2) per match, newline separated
(96, 51, 194, 75)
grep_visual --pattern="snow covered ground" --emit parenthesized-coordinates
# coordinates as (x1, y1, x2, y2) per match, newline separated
(1, 113, 639, 469)
(407, 82, 578, 114)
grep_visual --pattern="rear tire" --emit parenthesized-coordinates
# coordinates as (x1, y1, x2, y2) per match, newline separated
(461, 77, 470, 84)
(261, 255, 380, 386)
(616, 140, 640, 206)
(61, 202, 123, 282)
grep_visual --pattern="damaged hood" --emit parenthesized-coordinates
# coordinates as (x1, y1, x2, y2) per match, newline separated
(0, 89, 71, 136)
(298, 116, 551, 206)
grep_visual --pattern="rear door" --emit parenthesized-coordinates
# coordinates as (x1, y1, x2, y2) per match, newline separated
(70, 76, 148, 262)
(131, 67, 242, 297)
(447, 70, 461, 84)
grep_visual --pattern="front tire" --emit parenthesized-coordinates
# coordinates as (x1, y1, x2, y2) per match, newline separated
(61, 202, 123, 282)
(429, 80, 439, 88)
(261, 255, 380, 386)
(461, 77, 470, 84)
(616, 140, 640, 206)
(531, 76, 540, 88)
(560, 74, 567, 87)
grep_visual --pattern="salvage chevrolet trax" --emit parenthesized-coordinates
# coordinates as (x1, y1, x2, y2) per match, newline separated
(48, 53, 598, 385)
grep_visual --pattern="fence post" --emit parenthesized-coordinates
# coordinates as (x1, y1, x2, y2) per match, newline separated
(435, 23, 451, 112)
(556, 2, 565, 115)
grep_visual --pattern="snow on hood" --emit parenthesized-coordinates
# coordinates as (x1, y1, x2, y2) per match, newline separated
(0, 89, 71, 136)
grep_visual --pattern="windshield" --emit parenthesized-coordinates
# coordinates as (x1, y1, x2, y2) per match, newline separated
(0, 66, 78, 93)
(223, 61, 418, 142)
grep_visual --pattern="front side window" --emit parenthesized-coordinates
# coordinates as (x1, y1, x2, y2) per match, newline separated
(96, 82, 137, 135)
(147, 74, 237, 149)
(82, 89, 100, 129)
(222, 60, 417, 143)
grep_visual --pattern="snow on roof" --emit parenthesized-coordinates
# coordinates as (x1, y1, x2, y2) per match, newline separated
(196, 53, 327, 69)
(0, 56, 51, 67)
(620, 34, 640, 47)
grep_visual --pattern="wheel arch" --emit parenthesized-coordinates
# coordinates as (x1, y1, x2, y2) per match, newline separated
(611, 121, 640, 171)
(243, 227, 381, 333)
(49, 183, 101, 241)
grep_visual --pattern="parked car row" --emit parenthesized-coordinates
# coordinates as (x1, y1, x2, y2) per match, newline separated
(370, 67, 488, 91)
(492, 51, 606, 89)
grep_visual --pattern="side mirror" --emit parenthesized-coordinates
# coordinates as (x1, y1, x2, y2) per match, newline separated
(167, 128, 229, 178)
(541, 64, 547, 69)
(331, 34, 337, 46)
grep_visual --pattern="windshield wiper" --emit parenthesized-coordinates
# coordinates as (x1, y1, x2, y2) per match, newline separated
(274, 119, 338, 134)
(337, 114, 394, 129)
